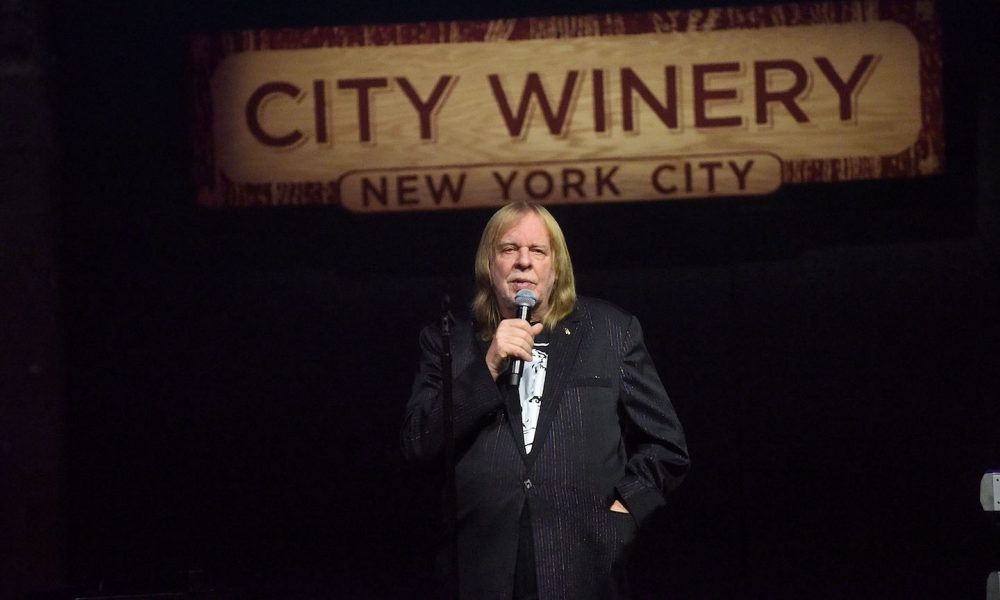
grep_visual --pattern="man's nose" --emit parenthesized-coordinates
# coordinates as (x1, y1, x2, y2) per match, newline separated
(515, 247, 532, 267)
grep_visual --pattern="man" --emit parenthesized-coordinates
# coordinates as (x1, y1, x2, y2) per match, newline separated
(402, 202, 689, 599)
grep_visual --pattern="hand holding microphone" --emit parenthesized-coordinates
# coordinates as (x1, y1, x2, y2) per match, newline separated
(507, 290, 538, 386)
(485, 290, 542, 384)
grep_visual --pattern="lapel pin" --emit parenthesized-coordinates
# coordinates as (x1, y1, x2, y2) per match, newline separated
(564, 327, 571, 335)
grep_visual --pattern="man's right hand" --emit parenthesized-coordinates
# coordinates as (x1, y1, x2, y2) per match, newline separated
(485, 319, 544, 381)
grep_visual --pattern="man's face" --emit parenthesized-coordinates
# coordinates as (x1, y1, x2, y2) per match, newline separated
(490, 211, 557, 320)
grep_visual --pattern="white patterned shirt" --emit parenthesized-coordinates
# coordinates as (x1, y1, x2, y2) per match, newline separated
(518, 339, 549, 453)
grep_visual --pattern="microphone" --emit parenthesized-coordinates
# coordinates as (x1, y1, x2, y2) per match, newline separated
(507, 289, 538, 387)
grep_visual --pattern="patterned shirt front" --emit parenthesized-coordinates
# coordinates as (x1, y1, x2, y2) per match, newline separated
(518, 333, 549, 453)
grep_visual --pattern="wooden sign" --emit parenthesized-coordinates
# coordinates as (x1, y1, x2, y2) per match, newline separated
(190, 0, 942, 211)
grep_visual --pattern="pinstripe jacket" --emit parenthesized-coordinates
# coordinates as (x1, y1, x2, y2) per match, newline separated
(403, 296, 689, 599)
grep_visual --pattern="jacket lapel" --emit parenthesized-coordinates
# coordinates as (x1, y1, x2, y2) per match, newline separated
(474, 330, 528, 460)
(524, 305, 583, 468)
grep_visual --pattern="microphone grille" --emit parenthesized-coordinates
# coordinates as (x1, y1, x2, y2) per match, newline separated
(514, 289, 538, 308)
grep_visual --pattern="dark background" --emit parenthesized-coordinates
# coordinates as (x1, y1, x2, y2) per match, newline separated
(3, 0, 999, 598)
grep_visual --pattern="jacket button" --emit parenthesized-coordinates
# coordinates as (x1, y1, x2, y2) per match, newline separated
(524, 479, 533, 489)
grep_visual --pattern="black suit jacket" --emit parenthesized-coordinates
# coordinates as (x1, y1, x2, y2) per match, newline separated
(403, 297, 689, 599)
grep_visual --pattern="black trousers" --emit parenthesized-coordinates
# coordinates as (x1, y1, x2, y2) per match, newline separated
(512, 501, 538, 600)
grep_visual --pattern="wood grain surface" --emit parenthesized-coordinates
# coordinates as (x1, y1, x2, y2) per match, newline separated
(190, 0, 942, 210)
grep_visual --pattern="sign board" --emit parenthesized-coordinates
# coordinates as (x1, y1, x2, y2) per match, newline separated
(190, 0, 943, 211)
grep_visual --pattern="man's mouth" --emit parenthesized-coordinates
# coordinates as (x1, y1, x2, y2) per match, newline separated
(510, 279, 535, 290)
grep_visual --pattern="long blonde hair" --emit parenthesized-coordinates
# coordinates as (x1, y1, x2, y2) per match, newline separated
(472, 202, 577, 340)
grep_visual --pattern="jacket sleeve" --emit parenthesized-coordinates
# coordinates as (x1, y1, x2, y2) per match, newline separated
(614, 316, 690, 526)
(401, 323, 507, 467)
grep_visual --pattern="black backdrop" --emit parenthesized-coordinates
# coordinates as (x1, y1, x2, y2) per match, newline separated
(45, 0, 999, 597)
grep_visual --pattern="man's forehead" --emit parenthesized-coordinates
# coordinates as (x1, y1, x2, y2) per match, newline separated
(497, 235, 550, 246)
(498, 213, 551, 246)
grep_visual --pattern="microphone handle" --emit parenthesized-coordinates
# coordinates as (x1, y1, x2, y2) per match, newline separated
(507, 303, 532, 386)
